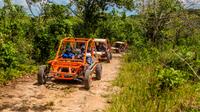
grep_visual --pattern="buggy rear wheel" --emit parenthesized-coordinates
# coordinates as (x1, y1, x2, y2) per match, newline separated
(37, 65, 48, 85)
(84, 70, 92, 90)
(96, 63, 102, 80)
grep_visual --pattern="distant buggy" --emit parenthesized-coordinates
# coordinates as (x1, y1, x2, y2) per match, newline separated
(111, 41, 128, 53)
(94, 39, 112, 63)
(37, 38, 102, 90)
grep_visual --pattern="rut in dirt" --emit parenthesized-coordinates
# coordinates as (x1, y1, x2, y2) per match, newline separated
(0, 55, 121, 112)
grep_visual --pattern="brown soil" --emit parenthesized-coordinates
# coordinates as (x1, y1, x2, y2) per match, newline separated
(0, 54, 121, 112)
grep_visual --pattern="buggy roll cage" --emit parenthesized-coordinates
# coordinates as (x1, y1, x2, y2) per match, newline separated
(52, 38, 95, 64)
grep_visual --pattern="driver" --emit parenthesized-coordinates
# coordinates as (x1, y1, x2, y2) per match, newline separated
(62, 47, 75, 59)
(96, 43, 106, 52)
(78, 44, 93, 65)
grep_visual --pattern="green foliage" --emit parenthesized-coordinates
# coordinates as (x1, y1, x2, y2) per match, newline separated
(108, 8, 200, 109)
(71, 0, 136, 37)
(109, 44, 200, 111)
(154, 68, 190, 90)
(0, 41, 17, 69)
(142, 0, 182, 44)
(108, 60, 200, 112)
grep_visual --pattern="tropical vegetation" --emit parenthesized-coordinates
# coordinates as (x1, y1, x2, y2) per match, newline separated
(0, 0, 200, 111)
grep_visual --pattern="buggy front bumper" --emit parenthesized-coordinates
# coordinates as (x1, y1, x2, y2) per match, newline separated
(48, 72, 82, 80)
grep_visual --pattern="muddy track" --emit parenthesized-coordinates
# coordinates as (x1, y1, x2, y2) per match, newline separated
(0, 54, 121, 112)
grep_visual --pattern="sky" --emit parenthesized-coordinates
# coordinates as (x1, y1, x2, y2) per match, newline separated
(48, 0, 68, 5)
(0, 0, 70, 16)
(181, 0, 200, 9)
(0, 0, 3, 7)
(0, 0, 137, 16)
(0, 0, 200, 16)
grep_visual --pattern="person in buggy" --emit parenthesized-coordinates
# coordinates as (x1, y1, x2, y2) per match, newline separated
(96, 42, 106, 52)
(76, 44, 93, 65)
(62, 46, 75, 59)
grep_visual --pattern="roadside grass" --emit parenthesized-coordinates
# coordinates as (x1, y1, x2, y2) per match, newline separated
(0, 64, 38, 84)
(108, 47, 200, 112)
(108, 62, 200, 112)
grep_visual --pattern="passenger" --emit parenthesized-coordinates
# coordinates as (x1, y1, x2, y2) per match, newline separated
(81, 44, 85, 53)
(75, 44, 85, 59)
(79, 44, 93, 64)
(96, 43, 101, 51)
(86, 56, 93, 65)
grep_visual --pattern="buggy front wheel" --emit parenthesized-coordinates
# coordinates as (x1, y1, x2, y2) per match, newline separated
(37, 65, 48, 85)
(84, 70, 92, 90)
(95, 63, 102, 80)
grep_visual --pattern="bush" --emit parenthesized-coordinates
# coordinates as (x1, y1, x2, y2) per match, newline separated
(0, 41, 17, 70)
(125, 45, 159, 64)
(153, 68, 191, 90)
(157, 46, 200, 80)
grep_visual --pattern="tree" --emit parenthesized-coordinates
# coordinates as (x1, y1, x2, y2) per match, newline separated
(69, 0, 136, 37)
(142, 0, 182, 44)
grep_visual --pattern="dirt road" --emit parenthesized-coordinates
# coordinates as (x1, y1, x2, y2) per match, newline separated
(0, 55, 121, 112)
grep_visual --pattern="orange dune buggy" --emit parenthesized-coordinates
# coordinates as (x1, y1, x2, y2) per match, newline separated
(94, 38, 112, 63)
(37, 38, 102, 90)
